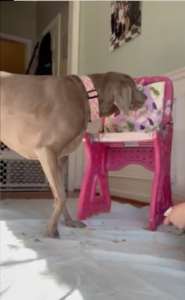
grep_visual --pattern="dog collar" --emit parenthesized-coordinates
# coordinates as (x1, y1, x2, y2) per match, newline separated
(80, 76, 100, 121)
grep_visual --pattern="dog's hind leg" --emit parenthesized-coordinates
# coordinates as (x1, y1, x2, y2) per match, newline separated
(59, 156, 86, 229)
(35, 147, 66, 238)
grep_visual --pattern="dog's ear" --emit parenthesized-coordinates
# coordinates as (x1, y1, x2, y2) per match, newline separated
(114, 83, 132, 115)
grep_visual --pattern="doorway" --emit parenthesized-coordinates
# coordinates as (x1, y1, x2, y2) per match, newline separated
(0, 39, 26, 74)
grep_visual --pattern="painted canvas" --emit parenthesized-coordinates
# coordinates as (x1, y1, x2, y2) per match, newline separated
(110, 1, 142, 52)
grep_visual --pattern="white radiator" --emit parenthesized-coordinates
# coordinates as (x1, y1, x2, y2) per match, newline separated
(0, 142, 68, 192)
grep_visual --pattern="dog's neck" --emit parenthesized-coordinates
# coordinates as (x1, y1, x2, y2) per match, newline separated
(80, 74, 118, 120)
(80, 75, 100, 122)
(88, 73, 118, 118)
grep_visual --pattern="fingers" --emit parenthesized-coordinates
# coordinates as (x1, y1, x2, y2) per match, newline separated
(163, 216, 172, 226)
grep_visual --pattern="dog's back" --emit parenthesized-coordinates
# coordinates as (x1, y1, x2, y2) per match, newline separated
(1, 71, 61, 111)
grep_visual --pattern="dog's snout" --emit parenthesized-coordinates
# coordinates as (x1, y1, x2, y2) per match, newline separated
(134, 89, 147, 104)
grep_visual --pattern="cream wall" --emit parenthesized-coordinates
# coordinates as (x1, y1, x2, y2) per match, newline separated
(36, 1, 68, 36)
(0, 1, 36, 41)
(77, 1, 185, 202)
(78, 1, 185, 76)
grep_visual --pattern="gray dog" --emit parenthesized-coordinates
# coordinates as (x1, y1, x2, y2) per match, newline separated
(0, 71, 146, 238)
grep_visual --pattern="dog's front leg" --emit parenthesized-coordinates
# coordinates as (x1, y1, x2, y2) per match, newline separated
(35, 147, 66, 238)
(59, 157, 86, 229)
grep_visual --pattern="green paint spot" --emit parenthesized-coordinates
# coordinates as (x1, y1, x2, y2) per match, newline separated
(35, 238, 41, 243)
(150, 87, 160, 96)
(126, 122, 135, 132)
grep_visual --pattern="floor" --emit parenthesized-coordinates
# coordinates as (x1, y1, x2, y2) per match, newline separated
(1, 198, 185, 300)
(0, 191, 148, 208)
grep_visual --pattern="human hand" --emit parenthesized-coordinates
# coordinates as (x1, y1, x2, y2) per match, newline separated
(164, 203, 185, 229)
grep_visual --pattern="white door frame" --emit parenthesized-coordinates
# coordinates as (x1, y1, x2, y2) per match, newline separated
(37, 13, 61, 77)
(0, 32, 32, 71)
(67, 1, 81, 191)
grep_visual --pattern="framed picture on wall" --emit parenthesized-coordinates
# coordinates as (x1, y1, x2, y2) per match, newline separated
(110, 1, 142, 52)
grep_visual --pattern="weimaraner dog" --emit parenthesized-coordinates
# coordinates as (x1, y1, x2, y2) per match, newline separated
(0, 71, 146, 238)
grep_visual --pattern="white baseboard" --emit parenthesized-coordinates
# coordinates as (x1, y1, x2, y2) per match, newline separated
(109, 171, 153, 181)
(110, 188, 151, 203)
(164, 66, 185, 82)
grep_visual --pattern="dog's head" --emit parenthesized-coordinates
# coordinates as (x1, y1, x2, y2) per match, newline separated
(113, 74, 147, 115)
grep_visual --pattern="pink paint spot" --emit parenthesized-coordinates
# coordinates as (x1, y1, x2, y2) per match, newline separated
(86, 219, 92, 227)
(114, 226, 119, 230)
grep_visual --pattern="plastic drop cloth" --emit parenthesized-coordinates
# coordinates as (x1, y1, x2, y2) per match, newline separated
(1, 199, 185, 300)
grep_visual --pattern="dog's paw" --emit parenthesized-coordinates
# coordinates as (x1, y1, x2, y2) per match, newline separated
(45, 222, 60, 238)
(65, 219, 86, 229)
